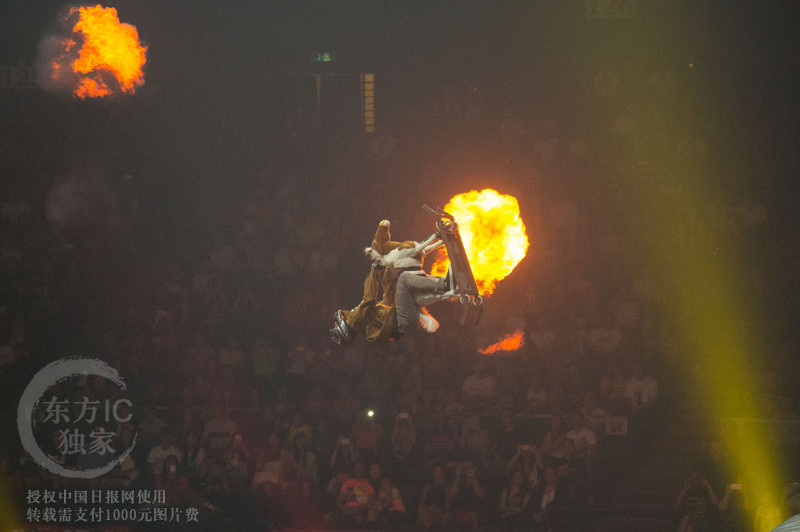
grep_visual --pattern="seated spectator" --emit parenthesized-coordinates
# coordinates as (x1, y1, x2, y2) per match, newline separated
(334, 461, 377, 528)
(444, 389, 467, 423)
(217, 366, 246, 411)
(459, 414, 490, 461)
(410, 388, 436, 430)
(252, 444, 305, 498)
(240, 386, 268, 432)
(285, 409, 312, 445)
(113, 400, 135, 439)
(292, 432, 318, 489)
(493, 406, 526, 462)
(580, 390, 608, 433)
(194, 359, 221, 405)
(587, 311, 621, 357)
(599, 360, 627, 414)
(696, 440, 728, 501)
(203, 403, 239, 458)
(423, 356, 449, 401)
(375, 476, 407, 526)
(251, 334, 281, 386)
(675, 471, 719, 532)
(254, 425, 282, 474)
(186, 327, 216, 366)
(330, 434, 358, 476)
(422, 403, 458, 466)
(565, 410, 597, 462)
(508, 443, 544, 489)
(311, 419, 336, 485)
(138, 406, 167, 450)
(252, 443, 313, 527)
(557, 438, 590, 498)
(326, 434, 358, 497)
(331, 380, 361, 428)
(541, 414, 566, 462)
(251, 447, 281, 495)
(301, 386, 330, 426)
(181, 429, 207, 479)
(499, 469, 530, 531)
(701, 439, 747, 531)
(418, 464, 448, 529)
(155, 455, 190, 507)
(529, 466, 559, 530)
(624, 360, 658, 413)
(754, 492, 782, 532)
(390, 411, 416, 467)
(273, 385, 296, 423)
(77, 424, 122, 480)
(357, 351, 385, 404)
(285, 335, 314, 387)
(400, 361, 424, 408)
(461, 359, 497, 413)
(444, 460, 486, 531)
(524, 372, 549, 415)
(351, 408, 381, 463)
(193, 456, 230, 519)
(147, 427, 182, 479)
(547, 381, 572, 413)
(257, 405, 274, 431)
(562, 362, 588, 411)
(367, 462, 383, 493)
(224, 432, 253, 487)
(716, 481, 747, 531)
(218, 334, 246, 371)
(529, 316, 557, 357)
(102, 426, 139, 488)
(201, 275, 227, 329)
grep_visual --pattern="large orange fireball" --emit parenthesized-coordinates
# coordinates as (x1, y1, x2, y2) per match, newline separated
(431, 189, 529, 295)
(479, 330, 525, 355)
(44, 5, 146, 99)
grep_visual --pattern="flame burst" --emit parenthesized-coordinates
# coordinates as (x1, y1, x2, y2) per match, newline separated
(479, 330, 525, 355)
(46, 5, 146, 99)
(431, 189, 529, 295)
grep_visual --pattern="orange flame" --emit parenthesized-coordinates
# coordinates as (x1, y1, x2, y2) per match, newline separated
(431, 189, 529, 295)
(49, 5, 146, 98)
(479, 329, 525, 355)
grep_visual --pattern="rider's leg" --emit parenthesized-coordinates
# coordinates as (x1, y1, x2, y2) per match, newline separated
(395, 271, 445, 333)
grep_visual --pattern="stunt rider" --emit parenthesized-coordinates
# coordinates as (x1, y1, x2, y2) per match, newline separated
(330, 221, 455, 346)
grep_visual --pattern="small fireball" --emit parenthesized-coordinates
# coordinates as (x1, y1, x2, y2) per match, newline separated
(431, 189, 529, 295)
(42, 4, 147, 99)
(479, 330, 525, 355)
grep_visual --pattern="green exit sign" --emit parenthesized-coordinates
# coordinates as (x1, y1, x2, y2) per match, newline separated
(311, 52, 336, 63)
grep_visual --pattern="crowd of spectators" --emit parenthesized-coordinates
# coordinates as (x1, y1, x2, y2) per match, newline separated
(1, 52, 799, 532)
